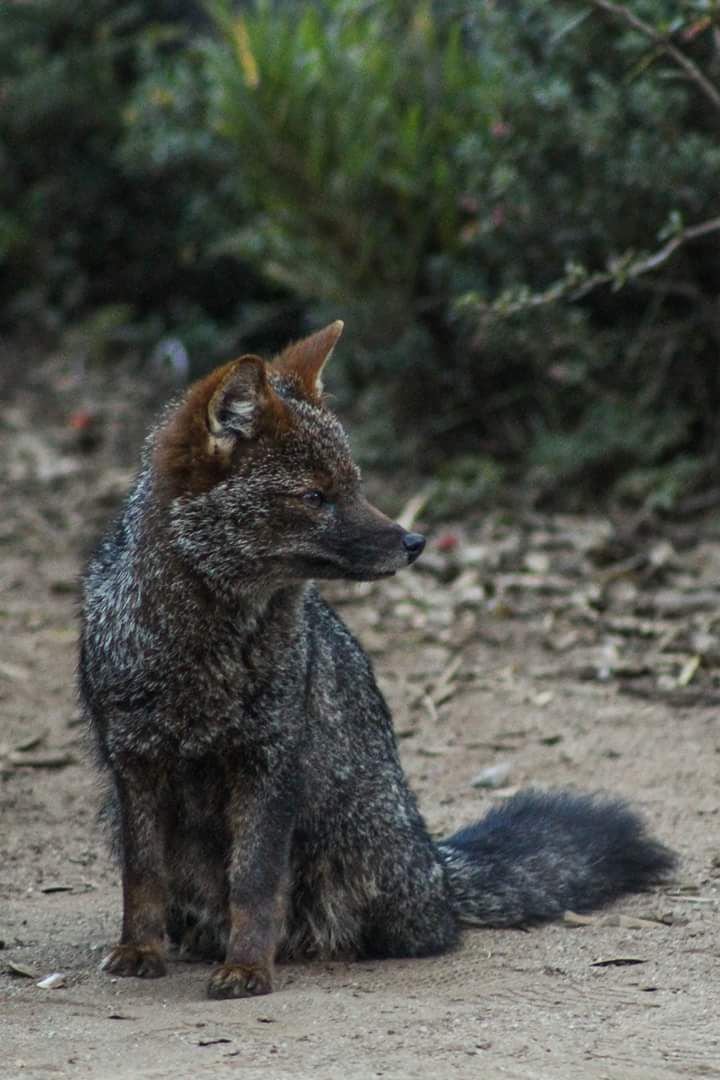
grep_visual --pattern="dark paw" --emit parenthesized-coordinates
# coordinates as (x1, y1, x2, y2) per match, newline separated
(100, 944, 167, 978)
(207, 963, 273, 1000)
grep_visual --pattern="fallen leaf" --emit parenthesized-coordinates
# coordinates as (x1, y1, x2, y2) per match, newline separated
(8, 751, 75, 769)
(417, 745, 448, 757)
(563, 911, 596, 927)
(6, 961, 37, 978)
(564, 910, 669, 929)
(677, 654, 701, 687)
(0, 661, 31, 682)
(544, 630, 580, 653)
(591, 957, 646, 967)
(636, 910, 677, 926)
(645, 590, 720, 617)
(612, 915, 669, 929)
(532, 691, 555, 708)
(12, 730, 48, 753)
(664, 894, 717, 905)
(420, 695, 438, 724)
(524, 552, 551, 575)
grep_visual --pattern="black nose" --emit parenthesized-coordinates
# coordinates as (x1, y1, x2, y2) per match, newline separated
(403, 532, 426, 564)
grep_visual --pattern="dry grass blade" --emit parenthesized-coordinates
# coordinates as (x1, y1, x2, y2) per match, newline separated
(411, 653, 464, 711)
(8, 750, 75, 769)
(396, 485, 433, 531)
(564, 911, 670, 929)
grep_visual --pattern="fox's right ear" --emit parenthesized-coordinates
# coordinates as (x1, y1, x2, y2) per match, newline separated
(207, 355, 280, 451)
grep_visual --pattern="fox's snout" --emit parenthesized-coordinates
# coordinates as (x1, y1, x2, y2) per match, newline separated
(326, 500, 426, 581)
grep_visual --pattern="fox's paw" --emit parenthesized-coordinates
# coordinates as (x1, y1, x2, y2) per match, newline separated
(100, 944, 167, 979)
(207, 963, 273, 1000)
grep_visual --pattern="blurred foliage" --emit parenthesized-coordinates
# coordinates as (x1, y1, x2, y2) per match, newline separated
(0, 0, 284, 358)
(2, 0, 720, 506)
(425, 454, 507, 520)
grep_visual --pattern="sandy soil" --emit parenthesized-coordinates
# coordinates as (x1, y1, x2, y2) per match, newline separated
(1, 352, 719, 1080)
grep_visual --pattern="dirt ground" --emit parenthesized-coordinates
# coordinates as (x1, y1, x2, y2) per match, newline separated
(1, 351, 719, 1080)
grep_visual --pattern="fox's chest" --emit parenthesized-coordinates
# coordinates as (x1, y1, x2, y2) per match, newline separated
(101, 646, 306, 762)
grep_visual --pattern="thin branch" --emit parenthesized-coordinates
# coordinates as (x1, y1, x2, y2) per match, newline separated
(460, 216, 720, 320)
(620, 216, 720, 277)
(589, 0, 720, 114)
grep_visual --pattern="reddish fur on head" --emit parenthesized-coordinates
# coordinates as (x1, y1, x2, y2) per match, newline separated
(152, 323, 344, 502)
(153, 357, 282, 501)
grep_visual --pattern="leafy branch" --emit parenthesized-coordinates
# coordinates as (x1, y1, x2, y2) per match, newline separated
(458, 216, 720, 321)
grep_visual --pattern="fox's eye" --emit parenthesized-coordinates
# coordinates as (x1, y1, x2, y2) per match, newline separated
(302, 490, 326, 508)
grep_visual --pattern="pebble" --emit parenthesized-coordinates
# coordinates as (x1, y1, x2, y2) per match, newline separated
(470, 762, 512, 789)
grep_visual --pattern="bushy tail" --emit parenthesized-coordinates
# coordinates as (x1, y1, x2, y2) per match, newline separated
(438, 790, 675, 927)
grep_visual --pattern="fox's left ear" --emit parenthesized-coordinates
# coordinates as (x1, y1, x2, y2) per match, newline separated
(274, 320, 344, 401)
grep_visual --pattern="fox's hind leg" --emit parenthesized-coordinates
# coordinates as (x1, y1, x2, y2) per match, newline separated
(283, 820, 459, 962)
(359, 830, 459, 959)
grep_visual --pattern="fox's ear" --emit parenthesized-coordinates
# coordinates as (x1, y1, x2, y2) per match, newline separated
(274, 320, 344, 401)
(207, 355, 277, 448)
(153, 355, 289, 498)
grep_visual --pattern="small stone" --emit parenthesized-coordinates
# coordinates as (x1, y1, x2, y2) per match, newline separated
(470, 762, 512, 789)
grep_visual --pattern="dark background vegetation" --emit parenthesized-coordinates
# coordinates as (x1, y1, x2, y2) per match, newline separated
(2, 0, 719, 511)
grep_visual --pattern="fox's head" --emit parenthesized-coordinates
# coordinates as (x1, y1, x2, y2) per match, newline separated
(153, 322, 425, 594)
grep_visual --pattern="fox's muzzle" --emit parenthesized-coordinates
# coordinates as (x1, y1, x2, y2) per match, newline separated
(325, 499, 427, 580)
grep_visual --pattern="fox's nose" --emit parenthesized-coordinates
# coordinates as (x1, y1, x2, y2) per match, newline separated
(403, 532, 426, 564)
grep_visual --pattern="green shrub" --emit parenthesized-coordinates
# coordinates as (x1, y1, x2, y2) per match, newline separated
(3, 0, 720, 506)
(0, 0, 271, 357)
(203, 0, 720, 502)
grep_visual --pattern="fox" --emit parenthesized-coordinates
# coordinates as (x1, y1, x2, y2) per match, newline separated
(79, 321, 675, 1000)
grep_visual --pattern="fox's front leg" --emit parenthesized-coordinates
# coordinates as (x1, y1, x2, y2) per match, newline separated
(207, 783, 293, 1000)
(101, 767, 169, 978)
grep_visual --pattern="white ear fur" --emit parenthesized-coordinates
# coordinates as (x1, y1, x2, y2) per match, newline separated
(208, 394, 256, 438)
(207, 357, 266, 448)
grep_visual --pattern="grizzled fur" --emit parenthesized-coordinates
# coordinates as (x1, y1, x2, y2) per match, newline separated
(79, 322, 675, 999)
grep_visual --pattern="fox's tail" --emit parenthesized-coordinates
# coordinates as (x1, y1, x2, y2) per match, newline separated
(438, 790, 675, 927)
